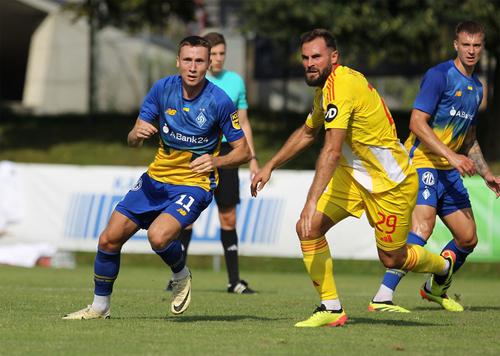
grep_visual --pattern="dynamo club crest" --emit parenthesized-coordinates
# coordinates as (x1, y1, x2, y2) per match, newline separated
(196, 112, 207, 128)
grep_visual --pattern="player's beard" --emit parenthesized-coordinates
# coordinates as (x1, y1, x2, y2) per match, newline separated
(305, 63, 332, 87)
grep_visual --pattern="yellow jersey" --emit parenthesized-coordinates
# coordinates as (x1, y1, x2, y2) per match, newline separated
(306, 65, 414, 193)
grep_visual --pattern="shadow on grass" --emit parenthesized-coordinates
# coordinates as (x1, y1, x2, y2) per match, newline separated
(165, 314, 279, 322)
(349, 317, 445, 327)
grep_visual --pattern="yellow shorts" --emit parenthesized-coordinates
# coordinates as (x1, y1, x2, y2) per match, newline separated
(316, 167, 418, 251)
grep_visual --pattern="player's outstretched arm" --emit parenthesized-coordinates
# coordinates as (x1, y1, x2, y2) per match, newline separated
(127, 118, 158, 147)
(298, 128, 345, 238)
(250, 124, 319, 197)
(409, 109, 475, 176)
(190, 137, 251, 173)
(461, 126, 500, 197)
(238, 109, 259, 178)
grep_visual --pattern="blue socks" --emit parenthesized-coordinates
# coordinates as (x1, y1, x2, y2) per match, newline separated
(94, 249, 121, 296)
(434, 239, 473, 284)
(154, 240, 185, 273)
(373, 232, 427, 301)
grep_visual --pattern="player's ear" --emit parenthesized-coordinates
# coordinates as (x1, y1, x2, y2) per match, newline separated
(331, 50, 339, 65)
(176, 56, 180, 68)
(453, 40, 458, 51)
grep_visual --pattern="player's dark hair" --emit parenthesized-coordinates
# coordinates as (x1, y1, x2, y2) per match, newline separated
(203, 32, 226, 47)
(300, 28, 337, 50)
(455, 21, 485, 39)
(178, 35, 211, 55)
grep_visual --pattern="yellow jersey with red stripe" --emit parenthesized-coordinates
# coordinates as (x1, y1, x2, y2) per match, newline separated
(306, 65, 413, 193)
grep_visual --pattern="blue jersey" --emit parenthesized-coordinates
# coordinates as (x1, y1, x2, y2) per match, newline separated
(405, 60, 483, 169)
(139, 75, 244, 191)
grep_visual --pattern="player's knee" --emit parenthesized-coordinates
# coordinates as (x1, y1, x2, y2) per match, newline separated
(295, 219, 322, 241)
(456, 231, 478, 251)
(98, 230, 122, 252)
(147, 228, 175, 251)
(378, 250, 406, 269)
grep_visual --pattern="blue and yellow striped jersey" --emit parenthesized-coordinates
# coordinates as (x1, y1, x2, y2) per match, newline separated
(138, 75, 244, 191)
(405, 60, 483, 169)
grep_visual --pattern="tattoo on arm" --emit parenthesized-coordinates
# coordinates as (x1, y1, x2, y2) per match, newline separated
(459, 127, 476, 155)
(468, 140, 490, 177)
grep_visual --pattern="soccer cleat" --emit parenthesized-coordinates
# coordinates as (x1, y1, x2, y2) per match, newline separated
(62, 305, 110, 320)
(419, 285, 464, 312)
(227, 280, 256, 294)
(170, 272, 192, 315)
(165, 279, 173, 292)
(294, 305, 348, 327)
(368, 301, 410, 313)
(418, 249, 463, 312)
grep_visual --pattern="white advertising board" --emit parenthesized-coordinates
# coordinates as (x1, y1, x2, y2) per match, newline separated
(4, 163, 377, 259)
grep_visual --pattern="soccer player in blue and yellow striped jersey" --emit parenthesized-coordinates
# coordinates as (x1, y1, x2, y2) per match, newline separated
(63, 35, 251, 320)
(371, 21, 500, 313)
(251, 29, 455, 327)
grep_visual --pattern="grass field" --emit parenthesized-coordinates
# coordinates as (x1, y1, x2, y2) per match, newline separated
(1, 259, 499, 355)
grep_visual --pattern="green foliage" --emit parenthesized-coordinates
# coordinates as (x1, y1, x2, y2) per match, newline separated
(242, 0, 499, 68)
(64, 0, 195, 33)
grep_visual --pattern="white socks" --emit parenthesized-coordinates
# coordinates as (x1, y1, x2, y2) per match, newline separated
(322, 299, 342, 311)
(372, 284, 394, 303)
(172, 266, 190, 281)
(92, 294, 110, 314)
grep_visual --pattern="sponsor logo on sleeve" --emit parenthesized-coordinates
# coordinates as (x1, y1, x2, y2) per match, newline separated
(230, 111, 241, 129)
(324, 104, 338, 122)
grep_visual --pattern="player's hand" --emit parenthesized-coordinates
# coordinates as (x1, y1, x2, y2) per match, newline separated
(448, 152, 476, 177)
(190, 154, 215, 173)
(250, 165, 271, 197)
(298, 200, 316, 239)
(249, 158, 260, 180)
(484, 173, 500, 198)
(132, 120, 158, 140)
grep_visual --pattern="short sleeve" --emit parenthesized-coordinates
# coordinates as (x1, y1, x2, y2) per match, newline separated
(323, 81, 353, 130)
(218, 97, 244, 142)
(413, 68, 447, 115)
(139, 79, 162, 122)
(305, 89, 324, 129)
(235, 76, 248, 110)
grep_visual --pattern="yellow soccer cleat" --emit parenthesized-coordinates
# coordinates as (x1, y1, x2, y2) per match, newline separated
(170, 271, 192, 315)
(62, 305, 110, 320)
(294, 305, 348, 327)
(419, 286, 464, 312)
(368, 301, 410, 313)
(419, 249, 463, 312)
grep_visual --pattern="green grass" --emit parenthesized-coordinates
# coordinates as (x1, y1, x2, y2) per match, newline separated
(1, 260, 499, 355)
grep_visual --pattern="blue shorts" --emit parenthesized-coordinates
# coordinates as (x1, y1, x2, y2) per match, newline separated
(115, 172, 213, 229)
(415, 168, 471, 217)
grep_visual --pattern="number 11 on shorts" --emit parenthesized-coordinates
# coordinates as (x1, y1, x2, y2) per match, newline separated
(175, 194, 195, 212)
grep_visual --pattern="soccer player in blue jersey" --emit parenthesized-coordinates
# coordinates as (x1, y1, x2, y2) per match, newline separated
(369, 21, 500, 313)
(62, 35, 251, 320)
(167, 32, 258, 294)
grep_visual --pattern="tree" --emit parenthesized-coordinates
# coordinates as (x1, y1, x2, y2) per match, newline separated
(241, 0, 500, 159)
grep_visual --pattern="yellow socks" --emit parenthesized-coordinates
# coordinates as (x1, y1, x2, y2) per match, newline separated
(402, 244, 446, 274)
(300, 236, 338, 300)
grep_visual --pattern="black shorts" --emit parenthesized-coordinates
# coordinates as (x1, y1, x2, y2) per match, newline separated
(214, 143, 240, 208)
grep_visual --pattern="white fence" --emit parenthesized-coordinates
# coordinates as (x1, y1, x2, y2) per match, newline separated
(1, 163, 377, 259)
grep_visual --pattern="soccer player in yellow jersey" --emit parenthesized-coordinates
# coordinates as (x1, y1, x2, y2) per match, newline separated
(251, 29, 455, 327)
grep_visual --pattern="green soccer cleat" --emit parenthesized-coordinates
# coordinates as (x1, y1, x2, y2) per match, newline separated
(368, 301, 410, 313)
(294, 305, 348, 327)
(419, 286, 464, 312)
(170, 271, 192, 315)
(62, 305, 110, 320)
(419, 250, 463, 312)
